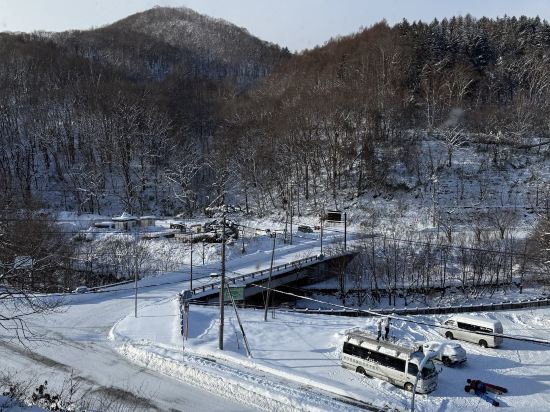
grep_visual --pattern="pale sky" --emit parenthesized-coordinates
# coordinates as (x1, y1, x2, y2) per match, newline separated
(1, 0, 549, 51)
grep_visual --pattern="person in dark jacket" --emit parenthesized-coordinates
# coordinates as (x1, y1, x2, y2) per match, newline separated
(464, 379, 500, 407)
(376, 318, 383, 341)
(383, 317, 391, 340)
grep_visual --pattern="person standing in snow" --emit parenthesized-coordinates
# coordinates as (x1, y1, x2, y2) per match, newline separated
(383, 317, 391, 340)
(376, 318, 383, 341)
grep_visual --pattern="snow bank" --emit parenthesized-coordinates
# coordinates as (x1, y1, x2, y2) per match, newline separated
(117, 343, 358, 412)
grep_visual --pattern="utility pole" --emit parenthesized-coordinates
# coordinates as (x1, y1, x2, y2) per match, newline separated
(241, 226, 246, 254)
(218, 212, 226, 350)
(344, 212, 347, 251)
(320, 216, 324, 256)
(284, 207, 288, 244)
(134, 268, 138, 318)
(134, 228, 139, 318)
(190, 241, 193, 290)
(264, 233, 277, 321)
(202, 240, 205, 265)
(289, 187, 293, 245)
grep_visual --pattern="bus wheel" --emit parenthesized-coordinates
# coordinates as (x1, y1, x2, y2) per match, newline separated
(479, 339, 488, 348)
(445, 331, 454, 339)
(356, 366, 366, 376)
(404, 382, 414, 392)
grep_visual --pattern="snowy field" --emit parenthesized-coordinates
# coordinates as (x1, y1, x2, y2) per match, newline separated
(112, 299, 550, 411)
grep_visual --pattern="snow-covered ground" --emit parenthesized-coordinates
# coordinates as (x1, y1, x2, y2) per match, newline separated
(112, 298, 550, 411)
(0, 397, 47, 411)
(3, 222, 550, 411)
(0, 229, 352, 411)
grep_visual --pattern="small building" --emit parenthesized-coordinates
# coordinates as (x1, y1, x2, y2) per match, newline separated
(112, 212, 138, 231)
(139, 216, 156, 227)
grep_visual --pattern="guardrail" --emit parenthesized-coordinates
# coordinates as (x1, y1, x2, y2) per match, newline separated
(189, 252, 354, 296)
(282, 297, 550, 317)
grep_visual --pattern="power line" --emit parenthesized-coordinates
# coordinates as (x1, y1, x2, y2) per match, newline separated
(5, 260, 550, 345)
(250, 282, 550, 346)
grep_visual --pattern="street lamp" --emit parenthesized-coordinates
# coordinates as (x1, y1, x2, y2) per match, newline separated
(241, 226, 246, 254)
(410, 342, 445, 411)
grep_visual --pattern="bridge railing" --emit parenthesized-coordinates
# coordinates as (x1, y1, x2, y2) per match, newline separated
(281, 296, 550, 317)
(190, 251, 354, 296)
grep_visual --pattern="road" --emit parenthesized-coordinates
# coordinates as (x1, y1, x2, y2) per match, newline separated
(1, 229, 352, 411)
(1, 297, 254, 411)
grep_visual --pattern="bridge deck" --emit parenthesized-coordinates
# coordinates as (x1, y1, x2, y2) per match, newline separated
(190, 251, 355, 301)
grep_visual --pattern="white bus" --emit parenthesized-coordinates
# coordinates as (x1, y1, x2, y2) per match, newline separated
(341, 332, 438, 393)
(439, 315, 503, 348)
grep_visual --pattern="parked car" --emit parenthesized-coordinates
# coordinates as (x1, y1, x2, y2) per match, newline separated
(72, 286, 89, 294)
(422, 341, 467, 366)
(297, 225, 314, 233)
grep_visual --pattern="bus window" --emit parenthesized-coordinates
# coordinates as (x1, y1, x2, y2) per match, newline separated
(457, 322, 493, 333)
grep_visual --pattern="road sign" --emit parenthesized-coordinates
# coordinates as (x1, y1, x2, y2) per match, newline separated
(223, 286, 245, 302)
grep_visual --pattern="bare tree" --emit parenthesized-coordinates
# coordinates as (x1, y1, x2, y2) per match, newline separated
(489, 208, 519, 240)
(164, 141, 203, 216)
(0, 203, 66, 341)
(436, 125, 467, 167)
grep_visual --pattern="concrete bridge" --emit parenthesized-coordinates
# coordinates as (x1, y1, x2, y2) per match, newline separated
(189, 251, 356, 304)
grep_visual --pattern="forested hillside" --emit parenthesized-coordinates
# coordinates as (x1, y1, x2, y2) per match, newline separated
(220, 16, 550, 213)
(1, 11, 550, 220)
(0, 7, 288, 216)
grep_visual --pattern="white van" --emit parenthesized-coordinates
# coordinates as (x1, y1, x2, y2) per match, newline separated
(341, 332, 438, 393)
(439, 315, 503, 348)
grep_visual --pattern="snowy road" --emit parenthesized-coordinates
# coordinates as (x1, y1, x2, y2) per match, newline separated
(2, 229, 355, 411)
(1, 297, 255, 411)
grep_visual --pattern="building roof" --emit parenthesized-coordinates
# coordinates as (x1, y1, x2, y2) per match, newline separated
(112, 212, 138, 221)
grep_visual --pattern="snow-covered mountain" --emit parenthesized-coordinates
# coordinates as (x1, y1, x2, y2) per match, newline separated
(53, 6, 289, 84)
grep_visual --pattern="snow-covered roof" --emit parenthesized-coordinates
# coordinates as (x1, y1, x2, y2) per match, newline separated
(140, 215, 157, 219)
(447, 314, 502, 327)
(112, 212, 138, 221)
